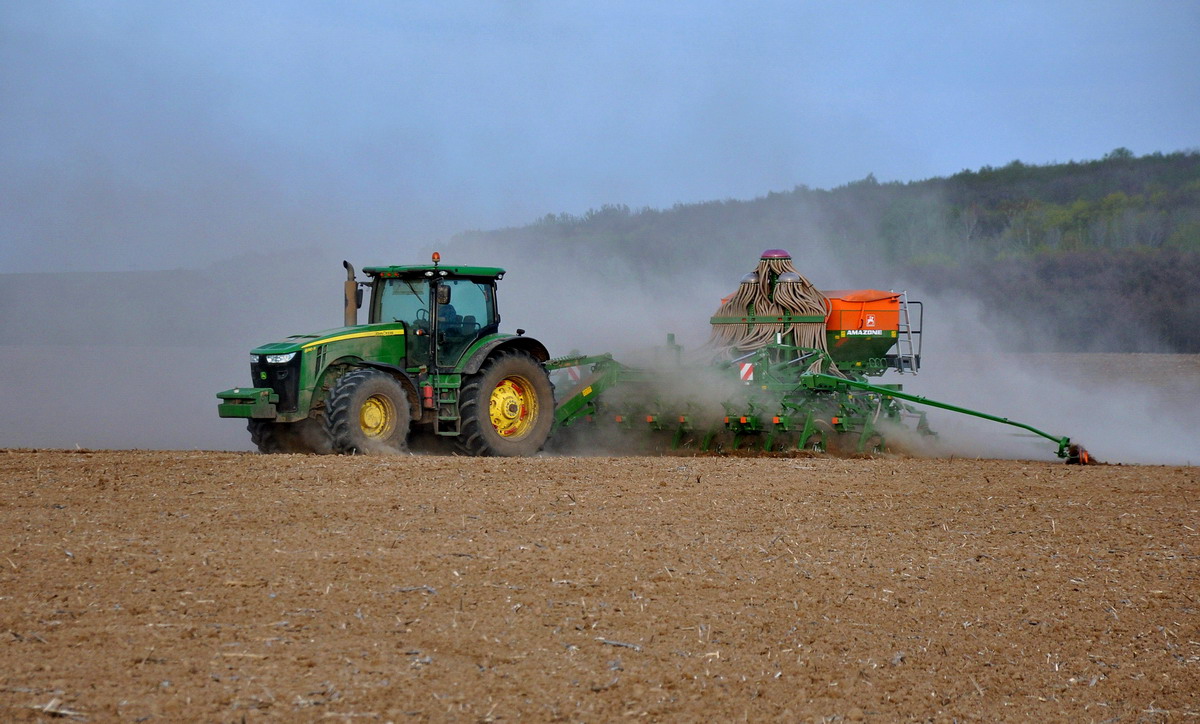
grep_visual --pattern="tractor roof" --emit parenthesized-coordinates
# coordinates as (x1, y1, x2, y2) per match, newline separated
(363, 264, 506, 279)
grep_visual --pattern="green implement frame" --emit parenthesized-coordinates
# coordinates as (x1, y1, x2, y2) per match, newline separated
(548, 354, 625, 426)
(545, 343, 1082, 461)
(800, 373, 1076, 459)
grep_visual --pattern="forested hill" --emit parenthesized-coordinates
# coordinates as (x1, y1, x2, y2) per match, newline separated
(452, 149, 1200, 353)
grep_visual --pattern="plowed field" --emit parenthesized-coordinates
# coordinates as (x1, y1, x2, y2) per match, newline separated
(1, 450, 1196, 721)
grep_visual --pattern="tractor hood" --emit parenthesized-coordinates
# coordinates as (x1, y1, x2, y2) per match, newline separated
(250, 323, 406, 356)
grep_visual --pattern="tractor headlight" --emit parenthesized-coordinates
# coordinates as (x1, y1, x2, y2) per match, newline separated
(265, 352, 297, 364)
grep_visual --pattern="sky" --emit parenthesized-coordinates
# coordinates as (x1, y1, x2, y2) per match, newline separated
(2, 0, 1198, 273)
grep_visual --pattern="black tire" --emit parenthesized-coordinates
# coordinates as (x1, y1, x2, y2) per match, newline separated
(249, 419, 333, 454)
(324, 369, 411, 455)
(248, 419, 290, 453)
(456, 351, 554, 457)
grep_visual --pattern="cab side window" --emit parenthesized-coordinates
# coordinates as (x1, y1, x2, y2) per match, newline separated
(439, 280, 493, 331)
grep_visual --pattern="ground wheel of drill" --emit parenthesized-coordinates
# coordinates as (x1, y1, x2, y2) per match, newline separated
(324, 369, 411, 455)
(1066, 443, 1092, 465)
(861, 434, 885, 455)
(456, 351, 553, 457)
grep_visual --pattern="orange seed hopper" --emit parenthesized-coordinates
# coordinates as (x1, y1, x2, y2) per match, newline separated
(822, 289, 904, 370)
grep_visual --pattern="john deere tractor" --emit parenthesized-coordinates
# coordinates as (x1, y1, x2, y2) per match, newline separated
(217, 254, 554, 456)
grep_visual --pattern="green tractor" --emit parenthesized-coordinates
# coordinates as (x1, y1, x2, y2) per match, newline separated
(217, 254, 554, 456)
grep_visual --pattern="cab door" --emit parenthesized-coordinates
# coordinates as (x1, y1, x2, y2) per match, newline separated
(433, 278, 496, 367)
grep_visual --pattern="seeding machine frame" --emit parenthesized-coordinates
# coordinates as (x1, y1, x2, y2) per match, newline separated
(545, 341, 1084, 461)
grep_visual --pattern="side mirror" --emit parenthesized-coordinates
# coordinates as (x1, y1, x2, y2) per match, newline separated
(437, 285, 451, 305)
(355, 288, 364, 309)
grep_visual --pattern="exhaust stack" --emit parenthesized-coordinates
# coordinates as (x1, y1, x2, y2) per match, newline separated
(343, 261, 358, 327)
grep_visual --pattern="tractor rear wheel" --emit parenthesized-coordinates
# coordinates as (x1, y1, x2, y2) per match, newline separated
(324, 369, 411, 455)
(457, 351, 554, 457)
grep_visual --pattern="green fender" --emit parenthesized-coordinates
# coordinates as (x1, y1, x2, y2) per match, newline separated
(457, 335, 551, 374)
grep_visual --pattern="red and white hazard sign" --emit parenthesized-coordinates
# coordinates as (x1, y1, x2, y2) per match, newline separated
(738, 363, 754, 381)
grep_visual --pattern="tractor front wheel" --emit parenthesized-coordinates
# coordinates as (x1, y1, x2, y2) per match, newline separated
(248, 420, 293, 453)
(248, 419, 333, 454)
(457, 351, 554, 457)
(324, 369, 411, 455)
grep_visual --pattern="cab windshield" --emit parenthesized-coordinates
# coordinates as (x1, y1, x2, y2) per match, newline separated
(375, 277, 430, 325)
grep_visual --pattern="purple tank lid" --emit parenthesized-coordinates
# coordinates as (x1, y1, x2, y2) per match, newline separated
(760, 249, 791, 259)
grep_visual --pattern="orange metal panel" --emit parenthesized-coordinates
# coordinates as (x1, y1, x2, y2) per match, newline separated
(823, 289, 901, 331)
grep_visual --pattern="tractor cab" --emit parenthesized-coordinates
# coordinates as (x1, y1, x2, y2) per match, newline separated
(364, 257, 504, 370)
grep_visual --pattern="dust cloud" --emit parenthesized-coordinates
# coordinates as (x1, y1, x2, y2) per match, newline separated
(448, 213, 858, 359)
(892, 290, 1200, 465)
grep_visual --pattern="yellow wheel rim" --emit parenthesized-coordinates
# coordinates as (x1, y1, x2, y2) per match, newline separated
(359, 394, 396, 439)
(489, 375, 538, 438)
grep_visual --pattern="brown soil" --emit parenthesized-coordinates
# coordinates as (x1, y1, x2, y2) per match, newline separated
(1, 450, 1197, 722)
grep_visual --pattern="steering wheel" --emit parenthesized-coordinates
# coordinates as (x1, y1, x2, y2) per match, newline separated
(412, 307, 430, 334)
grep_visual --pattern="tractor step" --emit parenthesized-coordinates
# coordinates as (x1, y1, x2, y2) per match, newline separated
(434, 385, 460, 435)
